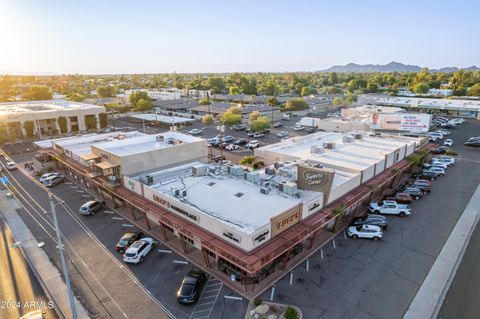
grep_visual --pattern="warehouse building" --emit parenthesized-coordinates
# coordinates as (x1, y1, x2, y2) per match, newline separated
(0, 100, 105, 137)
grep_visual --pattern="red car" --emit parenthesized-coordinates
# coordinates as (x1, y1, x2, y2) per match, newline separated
(385, 192, 413, 204)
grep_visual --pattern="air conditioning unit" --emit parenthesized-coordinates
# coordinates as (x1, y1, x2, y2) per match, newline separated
(343, 136, 354, 143)
(322, 142, 336, 149)
(142, 175, 153, 185)
(264, 167, 276, 175)
(260, 187, 270, 194)
(354, 133, 363, 140)
(228, 165, 244, 176)
(310, 145, 324, 154)
(174, 189, 180, 197)
(156, 135, 164, 142)
(244, 171, 260, 184)
(192, 164, 206, 176)
(278, 182, 284, 192)
(274, 162, 284, 169)
(182, 190, 187, 197)
(278, 167, 291, 177)
(281, 182, 298, 196)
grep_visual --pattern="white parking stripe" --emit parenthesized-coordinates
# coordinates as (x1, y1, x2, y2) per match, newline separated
(104, 211, 114, 214)
(189, 276, 223, 319)
(122, 224, 134, 227)
(112, 217, 124, 220)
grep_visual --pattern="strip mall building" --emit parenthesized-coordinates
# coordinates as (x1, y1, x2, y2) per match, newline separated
(36, 129, 429, 297)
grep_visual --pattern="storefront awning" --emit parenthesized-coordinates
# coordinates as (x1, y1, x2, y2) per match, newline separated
(80, 153, 100, 161)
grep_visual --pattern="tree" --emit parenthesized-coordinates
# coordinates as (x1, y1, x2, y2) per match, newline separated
(285, 98, 308, 110)
(249, 111, 261, 122)
(57, 116, 68, 134)
(0, 122, 9, 144)
(99, 113, 108, 128)
(84, 115, 97, 130)
(229, 86, 241, 95)
(266, 97, 278, 106)
(135, 98, 153, 111)
(97, 85, 116, 98)
(240, 155, 256, 166)
(226, 106, 242, 115)
(25, 86, 52, 100)
(129, 91, 152, 108)
(67, 92, 85, 102)
(469, 83, 480, 96)
(251, 116, 271, 132)
(23, 121, 35, 138)
(201, 114, 214, 125)
(198, 98, 211, 105)
(205, 77, 226, 93)
(332, 97, 343, 106)
(301, 86, 317, 96)
(412, 83, 429, 94)
(220, 112, 242, 126)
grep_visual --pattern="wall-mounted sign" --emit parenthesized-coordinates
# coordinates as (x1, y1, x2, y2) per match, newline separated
(303, 171, 328, 187)
(153, 194, 171, 208)
(253, 229, 269, 244)
(222, 230, 241, 243)
(270, 206, 302, 237)
(297, 164, 335, 205)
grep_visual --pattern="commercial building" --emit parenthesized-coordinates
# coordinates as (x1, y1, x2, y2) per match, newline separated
(369, 96, 480, 118)
(0, 100, 105, 137)
(39, 129, 428, 297)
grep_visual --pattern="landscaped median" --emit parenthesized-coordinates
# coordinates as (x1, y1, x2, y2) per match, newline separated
(246, 298, 302, 319)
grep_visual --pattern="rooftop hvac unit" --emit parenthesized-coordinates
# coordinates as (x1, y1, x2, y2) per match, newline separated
(244, 171, 260, 184)
(278, 167, 292, 177)
(310, 145, 324, 154)
(343, 136, 355, 143)
(280, 182, 298, 196)
(182, 190, 187, 197)
(354, 133, 363, 140)
(142, 175, 153, 185)
(274, 162, 285, 169)
(264, 167, 276, 175)
(228, 165, 244, 176)
(167, 138, 175, 144)
(174, 189, 180, 197)
(322, 142, 336, 149)
(260, 187, 270, 195)
(156, 135, 164, 142)
(192, 165, 206, 176)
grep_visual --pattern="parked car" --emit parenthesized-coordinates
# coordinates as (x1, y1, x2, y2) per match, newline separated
(233, 139, 248, 146)
(276, 131, 289, 138)
(385, 192, 413, 204)
(293, 125, 305, 131)
(346, 225, 383, 241)
(350, 214, 388, 230)
(280, 117, 290, 121)
(431, 146, 450, 154)
(418, 170, 438, 181)
(443, 139, 453, 146)
(432, 156, 455, 166)
(247, 131, 255, 137)
(222, 135, 234, 143)
(39, 172, 61, 183)
(369, 200, 412, 217)
(79, 200, 105, 216)
(441, 123, 456, 129)
(5, 161, 16, 170)
(188, 128, 202, 135)
(465, 140, 480, 147)
(411, 180, 432, 193)
(123, 237, 156, 264)
(246, 140, 260, 149)
(43, 174, 66, 187)
(176, 269, 208, 304)
(225, 144, 240, 151)
(253, 132, 265, 138)
(272, 122, 282, 128)
(402, 187, 424, 200)
(425, 166, 446, 176)
(232, 124, 246, 131)
(115, 232, 144, 253)
(430, 161, 449, 169)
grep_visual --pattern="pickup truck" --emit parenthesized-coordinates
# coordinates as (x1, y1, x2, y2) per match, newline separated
(369, 200, 412, 217)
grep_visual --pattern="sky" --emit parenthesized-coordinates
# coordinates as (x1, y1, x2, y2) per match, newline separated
(0, 0, 479, 74)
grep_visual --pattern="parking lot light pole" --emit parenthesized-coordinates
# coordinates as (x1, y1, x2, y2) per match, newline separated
(49, 192, 78, 319)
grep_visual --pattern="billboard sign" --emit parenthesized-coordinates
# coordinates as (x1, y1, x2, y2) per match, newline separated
(370, 113, 431, 133)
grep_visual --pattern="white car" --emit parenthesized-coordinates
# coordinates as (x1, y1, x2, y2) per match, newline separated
(443, 139, 453, 146)
(188, 129, 202, 135)
(346, 225, 383, 241)
(225, 144, 240, 151)
(369, 200, 412, 217)
(433, 156, 455, 166)
(123, 238, 156, 264)
(39, 172, 61, 183)
(253, 132, 265, 138)
(294, 125, 305, 131)
(5, 161, 16, 170)
(430, 161, 448, 169)
(246, 140, 259, 149)
(426, 166, 445, 176)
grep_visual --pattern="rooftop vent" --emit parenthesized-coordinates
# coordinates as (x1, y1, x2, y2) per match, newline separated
(234, 192, 244, 198)
(322, 142, 336, 149)
(343, 135, 355, 143)
(156, 135, 164, 142)
(207, 182, 216, 186)
(354, 133, 363, 140)
(310, 145, 324, 154)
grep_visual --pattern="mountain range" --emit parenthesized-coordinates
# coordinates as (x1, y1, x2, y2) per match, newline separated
(321, 61, 479, 73)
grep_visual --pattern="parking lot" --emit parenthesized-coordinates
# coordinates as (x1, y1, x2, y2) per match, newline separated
(259, 119, 480, 318)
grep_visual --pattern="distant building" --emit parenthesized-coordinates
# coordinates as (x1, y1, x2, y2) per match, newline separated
(427, 88, 453, 96)
(0, 100, 105, 137)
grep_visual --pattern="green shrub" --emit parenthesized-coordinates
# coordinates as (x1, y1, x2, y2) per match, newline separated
(284, 306, 299, 319)
(253, 297, 263, 307)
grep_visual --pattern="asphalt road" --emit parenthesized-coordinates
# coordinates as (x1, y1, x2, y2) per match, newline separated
(0, 217, 58, 319)
(259, 119, 480, 318)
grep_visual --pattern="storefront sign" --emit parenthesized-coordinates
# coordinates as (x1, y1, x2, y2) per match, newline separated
(253, 229, 269, 244)
(222, 230, 241, 243)
(303, 171, 328, 187)
(153, 194, 171, 208)
(270, 206, 302, 237)
(297, 164, 335, 205)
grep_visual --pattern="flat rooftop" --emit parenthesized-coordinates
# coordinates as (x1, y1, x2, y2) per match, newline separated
(372, 97, 480, 111)
(95, 131, 204, 157)
(0, 100, 104, 116)
(257, 131, 422, 172)
(133, 162, 322, 235)
(130, 113, 196, 124)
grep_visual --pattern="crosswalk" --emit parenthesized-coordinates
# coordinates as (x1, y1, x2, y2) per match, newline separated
(189, 276, 223, 319)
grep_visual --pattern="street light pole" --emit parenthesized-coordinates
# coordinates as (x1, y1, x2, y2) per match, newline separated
(49, 193, 78, 319)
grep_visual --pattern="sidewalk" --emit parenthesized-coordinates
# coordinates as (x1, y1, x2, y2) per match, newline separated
(404, 183, 480, 319)
(0, 190, 90, 319)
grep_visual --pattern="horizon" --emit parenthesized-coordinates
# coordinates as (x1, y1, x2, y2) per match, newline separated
(1, 0, 479, 74)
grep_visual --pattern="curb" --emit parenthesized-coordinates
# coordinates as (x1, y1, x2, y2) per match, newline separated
(404, 183, 480, 319)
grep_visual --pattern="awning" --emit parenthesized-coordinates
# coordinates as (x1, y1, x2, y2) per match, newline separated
(80, 153, 100, 161)
(95, 161, 119, 170)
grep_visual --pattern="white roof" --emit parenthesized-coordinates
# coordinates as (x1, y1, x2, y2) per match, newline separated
(137, 162, 321, 235)
(372, 97, 480, 111)
(96, 131, 204, 157)
(130, 113, 196, 124)
(0, 100, 103, 116)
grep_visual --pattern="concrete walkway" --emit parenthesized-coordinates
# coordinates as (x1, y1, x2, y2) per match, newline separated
(0, 191, 90, 319)
(404, 183, 480, 319)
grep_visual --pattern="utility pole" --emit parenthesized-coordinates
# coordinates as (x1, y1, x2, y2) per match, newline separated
(49, 193, 78, 319)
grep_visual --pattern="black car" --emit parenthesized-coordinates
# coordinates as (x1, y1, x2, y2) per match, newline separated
(177, 269, 207, 304)
(233, 139, 248, 146)
(79, 200, 105, 216)
(351, 214, 388, 229)
(115, 232, 144, 253)
(419, 170, 437, 181)
(431, 146, 450, 154)
(403, 187, 424, 200)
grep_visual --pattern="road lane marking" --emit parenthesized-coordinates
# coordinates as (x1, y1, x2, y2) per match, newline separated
(104, 211, 114, 214)
(112, 217, 124, 220)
